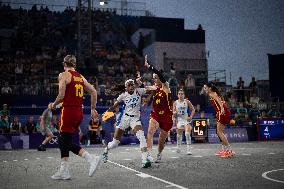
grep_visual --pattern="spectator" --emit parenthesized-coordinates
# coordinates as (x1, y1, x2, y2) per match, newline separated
(0, 104, 10, 126)
(249, 77, 257, 95)
(168, 73, 179, 96)
(1, 82, 12, 94)
(137, 32, 145, 55)
(10, 116, 21, 134)
(0, 115, 9, 133)
(268, 104, 281, 118)
(250, 93, 260, 105)
(88, 117, 102, 145)
(258, 99, 268, 113)
(236, 77, 245, 102)
(184, 74, 195, 96)
(248, 103, 261, 127)
(237, 102, 247, 114)
(25, 116, 37, 133)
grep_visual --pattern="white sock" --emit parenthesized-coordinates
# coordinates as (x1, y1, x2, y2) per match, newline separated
(82, 151, 92, 163)
(185, 132, 191, 146)
(141, 152, 147, 161)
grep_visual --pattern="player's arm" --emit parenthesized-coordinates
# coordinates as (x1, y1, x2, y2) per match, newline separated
(107, 100, 120, 112)
(51, 72, 68, 109)
(135, 71, 144, 87)
(173, 101, 177, 124)
(82, 76, 98, 119)
(187, 100, 195, 121)
(144, 55, 170, 93)
(209, 93, 225, 114)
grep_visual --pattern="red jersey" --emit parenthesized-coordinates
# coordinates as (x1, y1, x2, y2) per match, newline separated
(59, 70, 84, 133)
(152, 86, 173, 115)
(62, 70, 84, 107)
(150, 86, 173, 132)
(210, 95, 231, 124)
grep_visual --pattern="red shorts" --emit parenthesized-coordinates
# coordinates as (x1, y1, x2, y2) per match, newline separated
(150, 111, 173, 132)
(216, 110, 231, 125)
(59, 107, 83, 133)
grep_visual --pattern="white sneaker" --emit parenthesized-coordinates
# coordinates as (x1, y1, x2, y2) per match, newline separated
(147, 154, 154, 163)
(186, 149, 192, 155)
(155, 153, 162, 163)
(89, 155, 101, 177)
(51, 167, 71, 180)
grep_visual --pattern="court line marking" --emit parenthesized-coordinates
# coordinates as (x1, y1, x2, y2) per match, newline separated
(262, 169, 284, 184)
(122, 159, 132, 161)
(268, 153, 275, 155)
(108, 160, 188, 189)
(241, 153, 251, 156)
(170, 157, 179, 159)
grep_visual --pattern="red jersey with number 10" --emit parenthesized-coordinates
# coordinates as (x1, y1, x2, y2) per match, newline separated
(62, 70, 84, 107)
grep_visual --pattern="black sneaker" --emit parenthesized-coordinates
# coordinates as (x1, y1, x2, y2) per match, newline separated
(37, 144, 46, 151)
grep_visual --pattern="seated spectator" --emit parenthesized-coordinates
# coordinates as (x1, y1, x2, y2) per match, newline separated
(0, 115, 9, 133)
(227, 95, 238, 109)
(237, 102, 247, 114)
(0, 104, 10, 129)
(185, 74, 195, 96)
(268, 104, 281, 118)
(250, 93, 260, 105)
(10, 116, 21, 134)
(88, 117, 104, 145)
(25, 116, 37, 133)
(1, 82, 12, 94)
(258, 99, 268, 113)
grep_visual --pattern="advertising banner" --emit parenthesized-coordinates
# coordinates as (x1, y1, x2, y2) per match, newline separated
(208, 128, 248, 143)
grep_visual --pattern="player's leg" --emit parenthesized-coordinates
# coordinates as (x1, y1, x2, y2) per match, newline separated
(133, 124, 151, 168)
(51, 132, 72, 180)
(156, 128, 168, 163)
(146, 118, 159, 151)
(216, 122, 232, 157)
(40, 128, 54, 150)
(102, 128, 123, 163)
(176, 126, 184, 153)
(185, 123, 192, 155)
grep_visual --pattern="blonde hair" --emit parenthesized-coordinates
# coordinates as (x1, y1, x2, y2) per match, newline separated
(63, 55, 76, 68)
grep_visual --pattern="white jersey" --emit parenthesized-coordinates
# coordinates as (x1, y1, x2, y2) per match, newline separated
(117, 88, 146, 116)
(175, 99, 189, 121)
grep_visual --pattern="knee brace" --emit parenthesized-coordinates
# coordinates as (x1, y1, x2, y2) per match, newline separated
(136, 130, 147, 149)
(58, 133, 70, 158)
(107, 138, 120, 150)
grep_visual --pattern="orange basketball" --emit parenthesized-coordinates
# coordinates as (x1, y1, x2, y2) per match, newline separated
(230, 119, 236, 125)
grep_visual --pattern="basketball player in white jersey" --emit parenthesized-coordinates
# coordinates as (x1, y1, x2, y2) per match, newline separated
(173, 89, 195, 155)
(102, 79, 151, 168)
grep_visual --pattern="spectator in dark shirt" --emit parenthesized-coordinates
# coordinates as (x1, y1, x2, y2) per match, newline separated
(25, 116, 37, 133)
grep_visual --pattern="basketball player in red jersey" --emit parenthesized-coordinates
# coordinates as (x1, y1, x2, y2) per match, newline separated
(201, 82, 234, 158)
(144, 55, 173, 162)
(49, 55, 101, 180)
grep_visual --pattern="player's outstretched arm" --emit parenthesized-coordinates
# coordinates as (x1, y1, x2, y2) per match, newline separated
(144, 54, 171, 93)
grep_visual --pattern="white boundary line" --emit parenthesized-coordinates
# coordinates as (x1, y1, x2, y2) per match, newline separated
(262, 169, 284, 184)
(108, 160, 188, 189)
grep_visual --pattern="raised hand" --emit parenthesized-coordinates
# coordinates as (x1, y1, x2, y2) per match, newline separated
(144, 55, 150, 68)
